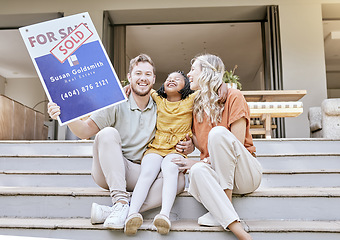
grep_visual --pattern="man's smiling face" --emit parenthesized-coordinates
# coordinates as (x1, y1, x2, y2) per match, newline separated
(128, 62, 155, 96)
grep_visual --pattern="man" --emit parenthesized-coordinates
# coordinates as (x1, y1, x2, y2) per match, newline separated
(48, 54, 193, 229)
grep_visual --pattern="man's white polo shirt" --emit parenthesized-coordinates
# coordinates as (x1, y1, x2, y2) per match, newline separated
(90, 93, 157, 163)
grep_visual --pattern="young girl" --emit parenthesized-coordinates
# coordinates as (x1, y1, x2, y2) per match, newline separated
(124, 71, 198, 235)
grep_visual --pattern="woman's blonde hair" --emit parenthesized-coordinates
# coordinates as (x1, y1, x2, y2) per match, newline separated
(192, 54, 225, 125)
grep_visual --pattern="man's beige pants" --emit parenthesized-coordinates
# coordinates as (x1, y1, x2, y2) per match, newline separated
(91, 127, 185, 212)
(188, 126, 262, 229)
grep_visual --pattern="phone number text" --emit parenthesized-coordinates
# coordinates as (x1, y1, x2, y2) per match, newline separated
(60, 79, 109, 101)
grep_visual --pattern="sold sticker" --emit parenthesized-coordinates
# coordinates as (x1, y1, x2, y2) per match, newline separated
(50, 23, 93, 63)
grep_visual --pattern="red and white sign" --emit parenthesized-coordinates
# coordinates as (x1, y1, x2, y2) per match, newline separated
(50, 23, 93, 63)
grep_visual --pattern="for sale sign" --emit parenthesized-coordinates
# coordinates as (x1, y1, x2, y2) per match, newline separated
(19, 12, 127, 125)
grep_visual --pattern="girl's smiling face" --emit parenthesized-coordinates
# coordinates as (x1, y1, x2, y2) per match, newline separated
(164, 72, 185, 96)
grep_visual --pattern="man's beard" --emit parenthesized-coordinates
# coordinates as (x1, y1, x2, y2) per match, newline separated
(131, 83, 152, 97)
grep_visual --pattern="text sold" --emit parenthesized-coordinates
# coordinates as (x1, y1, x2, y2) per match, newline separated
(50, 23, 93, 63)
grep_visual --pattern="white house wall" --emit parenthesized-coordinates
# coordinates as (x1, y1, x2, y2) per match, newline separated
(4, 77, 46, 114)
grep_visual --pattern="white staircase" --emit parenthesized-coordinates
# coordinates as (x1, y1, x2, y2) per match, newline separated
(0, 139, 340, 240)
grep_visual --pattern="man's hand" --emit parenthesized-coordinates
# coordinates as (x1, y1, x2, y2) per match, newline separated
(48, 102, 100, 139)
(176, 134, 195, 155)
(48, 102, 61, 120)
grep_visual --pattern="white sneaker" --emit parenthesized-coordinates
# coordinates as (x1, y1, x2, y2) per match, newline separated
(153, 214, 171, 235)
(198, 212, 220, 227)
(103, 202, 129, 229)
(91, 203, 113, 224)
(124, 213, 143, 235)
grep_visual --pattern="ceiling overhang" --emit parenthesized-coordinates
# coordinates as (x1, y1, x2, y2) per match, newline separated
(108, 6, 267, 25)
(0, 12, 62, 29)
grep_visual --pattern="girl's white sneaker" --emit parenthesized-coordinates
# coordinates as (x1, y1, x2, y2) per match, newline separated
(153, 214, 171, 235)
(124, 213, 143, 235)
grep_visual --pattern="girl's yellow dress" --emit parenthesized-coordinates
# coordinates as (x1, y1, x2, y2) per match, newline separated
(145, 90, 198, 157)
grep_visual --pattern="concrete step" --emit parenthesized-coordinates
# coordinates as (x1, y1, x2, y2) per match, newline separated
(1, 187, 340, 221)
(0, 156, 92, 171)
(260, 169, 340, 187)
(2, 154, 340, 171)
(0, 170, 97, 188)
(1, 139, 339, 239)
(0, 235, 68, 240)
(258, 154, 340, 171)
(1, 141, 340, 175)
(0, 218, 339, 240)
(2, 154, 340, 186)
(1, 139, 339, 157)
(0, 141, 93, 157)
(1, 169, 340, 188)
(254, 138, 340, 155)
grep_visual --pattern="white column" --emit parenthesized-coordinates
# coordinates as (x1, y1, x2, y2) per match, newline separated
(279, 3, 327, 138)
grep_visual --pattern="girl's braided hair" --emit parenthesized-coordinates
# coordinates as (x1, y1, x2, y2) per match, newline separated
(156, 71, 195, 100)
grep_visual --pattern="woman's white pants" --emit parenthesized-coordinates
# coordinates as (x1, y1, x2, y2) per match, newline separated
(188, 126, 262, 229)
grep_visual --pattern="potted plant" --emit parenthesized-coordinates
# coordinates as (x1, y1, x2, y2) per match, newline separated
(121, 78, 129, 87)
(222, 65, 242, 90)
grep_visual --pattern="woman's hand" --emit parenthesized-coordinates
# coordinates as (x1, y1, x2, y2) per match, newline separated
(47, 102, 61, 120)
(172, 156, 198, 171)
(218, 82, 228, 103)
(201, 157, 211, 164)
(176, 134, 195, 155)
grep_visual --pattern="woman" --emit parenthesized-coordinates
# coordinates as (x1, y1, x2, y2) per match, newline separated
(173, 54, 262, 240)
